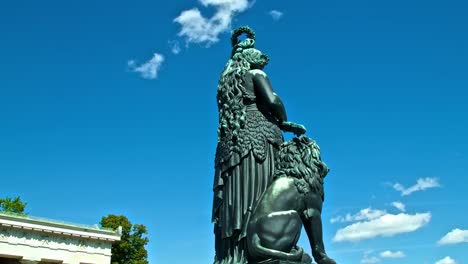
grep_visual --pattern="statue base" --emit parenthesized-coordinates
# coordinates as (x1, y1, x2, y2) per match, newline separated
(250, 260, 311, 264)
(250, 254, 313, 264)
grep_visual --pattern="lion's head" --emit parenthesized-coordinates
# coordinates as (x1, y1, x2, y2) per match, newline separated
(275, 136, 329, 199)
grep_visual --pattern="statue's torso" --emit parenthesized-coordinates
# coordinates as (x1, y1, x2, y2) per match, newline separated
(215, 71, 283, 169)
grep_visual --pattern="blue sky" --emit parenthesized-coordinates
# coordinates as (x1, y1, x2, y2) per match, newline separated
(0, 0, 467, 263)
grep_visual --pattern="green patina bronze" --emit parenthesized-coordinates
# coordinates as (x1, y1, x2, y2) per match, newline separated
(212, 26, 335, 264)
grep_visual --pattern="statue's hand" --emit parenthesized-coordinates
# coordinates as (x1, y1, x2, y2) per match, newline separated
(281, 121, 307, 136)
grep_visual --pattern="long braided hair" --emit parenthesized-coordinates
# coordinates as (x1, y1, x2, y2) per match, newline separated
(217, 26, 269, 149)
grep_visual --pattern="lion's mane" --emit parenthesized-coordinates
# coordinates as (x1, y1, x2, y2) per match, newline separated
(274, 136, 329, 200)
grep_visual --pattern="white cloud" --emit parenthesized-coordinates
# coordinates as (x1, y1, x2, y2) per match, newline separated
(269, 10, 283, 21)
(380, 250, 405, 258)
(169, 40, 181, 54)
(391, 201, 406, 212)
(174, 0, 250, 46)
(438, 228, 468, 245)
(393, 177, 440, 196)
(361, 256, 380, 263)
(331, 208, 386, 223)
(128, 53, 164, 80)
(333, 212, 431, 242)
(361, 251, 380, 264)
(435, 256, 457, 264)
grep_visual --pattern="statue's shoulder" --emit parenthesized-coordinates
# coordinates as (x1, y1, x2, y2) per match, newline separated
(248, 69, 268, 78)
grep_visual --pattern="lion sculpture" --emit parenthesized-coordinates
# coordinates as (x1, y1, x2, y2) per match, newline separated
(246, 136, 336, 264)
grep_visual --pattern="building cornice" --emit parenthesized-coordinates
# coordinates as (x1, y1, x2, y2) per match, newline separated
(0, 213, 120, 242)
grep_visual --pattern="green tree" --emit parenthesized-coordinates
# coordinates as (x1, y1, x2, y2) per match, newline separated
(100, 214, 149, 264)
(0, 196, 27, 215)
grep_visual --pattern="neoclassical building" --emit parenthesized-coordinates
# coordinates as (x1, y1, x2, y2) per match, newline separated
(0, 212, 121, 264)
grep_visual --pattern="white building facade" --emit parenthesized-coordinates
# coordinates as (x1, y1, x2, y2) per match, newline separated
(0, 213, 121, 264)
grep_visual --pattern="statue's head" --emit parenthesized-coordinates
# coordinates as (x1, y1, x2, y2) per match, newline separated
(230, 26, 269, 70)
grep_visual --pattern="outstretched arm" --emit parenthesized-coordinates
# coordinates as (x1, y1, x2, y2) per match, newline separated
(251, 69, 287, 124)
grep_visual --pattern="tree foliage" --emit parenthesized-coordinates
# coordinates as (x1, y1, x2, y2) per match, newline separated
(0, 196, 27, 215)
(101, 214, 149, 264)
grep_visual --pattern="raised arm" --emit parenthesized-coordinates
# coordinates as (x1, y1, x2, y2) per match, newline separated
(250, 69, 287, 124)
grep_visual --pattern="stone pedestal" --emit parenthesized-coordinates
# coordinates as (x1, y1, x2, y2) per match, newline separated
(250, 260, 312, 264)
(250, 254, 313, 264)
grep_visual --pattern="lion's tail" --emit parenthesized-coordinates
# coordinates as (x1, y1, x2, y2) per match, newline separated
(249, 234, 304, 261)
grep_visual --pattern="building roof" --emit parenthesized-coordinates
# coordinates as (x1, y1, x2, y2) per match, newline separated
(0, 212, 121, 242)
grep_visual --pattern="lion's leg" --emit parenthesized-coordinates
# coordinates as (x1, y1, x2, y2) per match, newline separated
(302, 208, 336, 264)
(248, 211, 304, 262)
(257, 210, 302, 252)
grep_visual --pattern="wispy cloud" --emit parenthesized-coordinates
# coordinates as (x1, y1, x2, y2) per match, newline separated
(331, 208, 386, 223)
(438, 228, 468, 245)
(174, 0, 251, 46)
(361, 251, 380, 264)
(128, 53, 165, 80)
(333, 212, 431, 242)
(268, 10, 283, 21)
(391, 201, 406, 212)
(435, 256, 457, 264)
(393, 177, 441, 196)
(169, 40, 181, 54)
(380, 250, 405, 258)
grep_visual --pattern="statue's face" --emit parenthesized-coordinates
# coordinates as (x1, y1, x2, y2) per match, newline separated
(251, 62, 265, 70)
(249, 50, 269, 70)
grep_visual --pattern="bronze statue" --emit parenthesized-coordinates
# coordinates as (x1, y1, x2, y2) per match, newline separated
(212, 26, 332, 264)
(247, 136, 336, 264)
